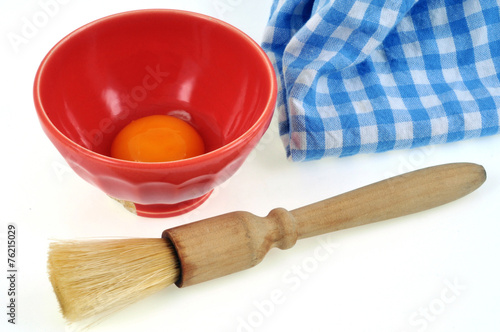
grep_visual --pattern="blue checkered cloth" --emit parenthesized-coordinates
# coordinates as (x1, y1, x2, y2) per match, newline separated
(262, 0, 500, 161)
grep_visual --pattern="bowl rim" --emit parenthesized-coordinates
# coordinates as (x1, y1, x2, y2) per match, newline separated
(33, 9, 277, 169)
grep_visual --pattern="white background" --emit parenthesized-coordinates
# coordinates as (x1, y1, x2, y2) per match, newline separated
(1, 0, 499, 331)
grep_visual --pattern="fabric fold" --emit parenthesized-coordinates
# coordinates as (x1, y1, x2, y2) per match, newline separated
(262, 0, 500, 161)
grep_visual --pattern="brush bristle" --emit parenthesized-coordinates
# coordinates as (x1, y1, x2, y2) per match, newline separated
(47, 238, 180, 323)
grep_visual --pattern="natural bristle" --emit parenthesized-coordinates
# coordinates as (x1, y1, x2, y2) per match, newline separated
(47, 238, 180, 323)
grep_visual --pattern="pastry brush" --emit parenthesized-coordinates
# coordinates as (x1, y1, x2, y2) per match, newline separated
(47, 162, 486, 323)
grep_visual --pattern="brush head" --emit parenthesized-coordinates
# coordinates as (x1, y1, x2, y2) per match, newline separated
(47, 238, 180, 323)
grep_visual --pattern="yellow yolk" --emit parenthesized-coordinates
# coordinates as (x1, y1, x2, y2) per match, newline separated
(110, 115, 205, 162)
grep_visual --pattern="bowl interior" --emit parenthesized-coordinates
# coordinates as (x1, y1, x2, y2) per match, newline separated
(36, 10, 274, 158)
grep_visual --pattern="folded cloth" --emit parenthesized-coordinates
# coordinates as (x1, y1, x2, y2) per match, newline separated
(262, 0, 500, 161)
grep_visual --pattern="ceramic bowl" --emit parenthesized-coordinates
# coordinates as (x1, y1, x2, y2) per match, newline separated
(34, 9, 277, 217)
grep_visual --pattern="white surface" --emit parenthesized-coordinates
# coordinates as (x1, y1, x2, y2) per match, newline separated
(1, 1, 499, 331)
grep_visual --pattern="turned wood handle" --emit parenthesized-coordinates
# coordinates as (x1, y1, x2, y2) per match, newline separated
(292, 162, 486, 239)
(163, 163, 486, 287)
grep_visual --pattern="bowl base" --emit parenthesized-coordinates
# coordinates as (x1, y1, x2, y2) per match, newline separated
(111, 191, 213, 218)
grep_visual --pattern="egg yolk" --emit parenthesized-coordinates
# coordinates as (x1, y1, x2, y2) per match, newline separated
(110, 115, 205, 162)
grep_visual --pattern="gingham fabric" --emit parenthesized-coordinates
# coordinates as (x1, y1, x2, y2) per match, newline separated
(262, 0, 500, 161)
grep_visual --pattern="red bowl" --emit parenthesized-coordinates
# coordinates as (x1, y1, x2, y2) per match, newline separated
(34, 9, 277, 217)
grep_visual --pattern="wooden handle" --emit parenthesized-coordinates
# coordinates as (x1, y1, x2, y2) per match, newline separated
(162, 163, 486, 287)
(292, 162, 486, 239)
